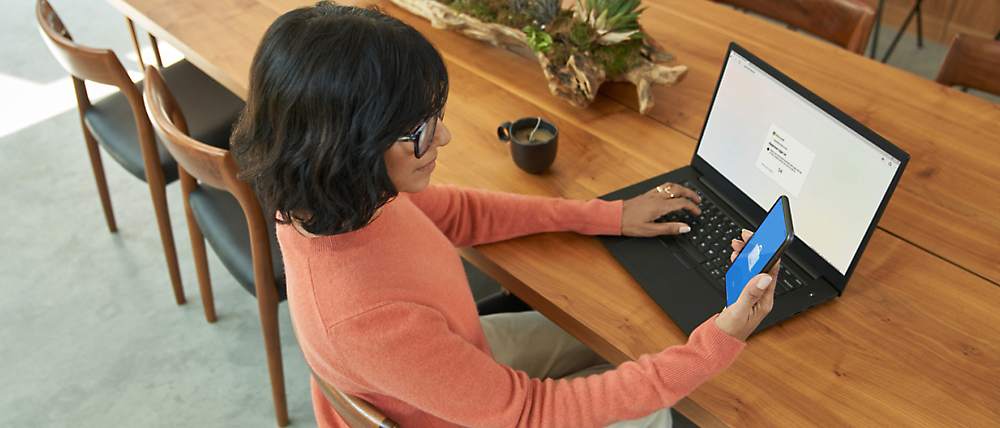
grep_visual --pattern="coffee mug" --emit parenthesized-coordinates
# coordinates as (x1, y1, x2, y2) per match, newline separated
(497, 117, 559, 174)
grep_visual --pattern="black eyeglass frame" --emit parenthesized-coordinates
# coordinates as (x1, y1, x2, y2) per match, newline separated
(397, 108, 445, 159)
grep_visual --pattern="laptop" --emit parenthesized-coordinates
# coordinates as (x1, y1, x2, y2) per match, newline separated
(598, 43, 910, 335)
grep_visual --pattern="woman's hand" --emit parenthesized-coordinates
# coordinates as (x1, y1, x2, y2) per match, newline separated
(715, 229, 779, 342)
(621, 182, 702, 237)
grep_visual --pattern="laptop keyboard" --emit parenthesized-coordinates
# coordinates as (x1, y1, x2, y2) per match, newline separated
(655, 181, 805, 297)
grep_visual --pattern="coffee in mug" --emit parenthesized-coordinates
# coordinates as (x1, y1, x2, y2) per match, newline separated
(497, 117, 559, 174)
(512, 128, 555, 145)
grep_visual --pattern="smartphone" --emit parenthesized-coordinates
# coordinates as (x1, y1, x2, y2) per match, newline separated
(726, 195, 794, 306)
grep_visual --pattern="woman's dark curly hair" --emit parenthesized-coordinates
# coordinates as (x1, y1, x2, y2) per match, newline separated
(230, 2, 449, 235)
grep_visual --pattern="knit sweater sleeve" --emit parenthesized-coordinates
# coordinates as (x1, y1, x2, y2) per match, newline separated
(407, 184, 623, 247)
(327, 302, 744, 428)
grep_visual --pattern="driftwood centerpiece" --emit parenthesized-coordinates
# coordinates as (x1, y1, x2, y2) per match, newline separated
(391, 0, 686, 114)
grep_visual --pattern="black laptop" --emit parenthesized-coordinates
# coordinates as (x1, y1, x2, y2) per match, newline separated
(598, 43, 910, 335)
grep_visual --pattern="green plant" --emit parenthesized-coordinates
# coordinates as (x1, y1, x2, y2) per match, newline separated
(574, 0, 646, 44)
(593, 39, 643, 76)
(450, 0, 498, 22)
(526, 0, 562, 26)
(569, 20, 595, 50)
(523, 26, 554, 52)
(508, 0, 531, 14)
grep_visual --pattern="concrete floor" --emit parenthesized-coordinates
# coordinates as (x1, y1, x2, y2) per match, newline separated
(1, 0, 994, 427)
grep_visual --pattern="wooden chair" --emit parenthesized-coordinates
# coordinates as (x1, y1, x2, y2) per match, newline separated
(35, 0, 244, 309)
(935, 33, 1000, 97)
(710, 0, 876, 54)
(308, 366, 400, 428)
(286, 316, 399, 428)
(289, 290, 525, 428)
(142, 66, 288, 426)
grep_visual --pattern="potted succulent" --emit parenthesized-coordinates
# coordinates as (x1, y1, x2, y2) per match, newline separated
(392, 0, 686, 113)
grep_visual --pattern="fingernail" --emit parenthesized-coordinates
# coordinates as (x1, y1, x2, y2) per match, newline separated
(756, 276, 773, 290)
(679, 225, 691, 233)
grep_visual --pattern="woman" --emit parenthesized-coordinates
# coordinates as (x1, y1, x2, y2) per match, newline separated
(231, 3, 778, 427)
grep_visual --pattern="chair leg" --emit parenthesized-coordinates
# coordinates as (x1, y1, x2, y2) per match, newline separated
(869, 0, 885, 59)
(258, 297, 288, 426)
(880, 0, 923, 62)
(125, 18, 146, 72)
(81, 127, 117, 233)
(148, 180, 186, 305)
(149, 34, 164, 69)
(183, 198, 216, 322)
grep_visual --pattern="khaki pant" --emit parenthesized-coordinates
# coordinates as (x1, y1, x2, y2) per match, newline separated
(480, 311, 672, 428)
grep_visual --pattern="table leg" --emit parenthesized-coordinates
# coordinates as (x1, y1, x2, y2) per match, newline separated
(881, 0, 924, 63)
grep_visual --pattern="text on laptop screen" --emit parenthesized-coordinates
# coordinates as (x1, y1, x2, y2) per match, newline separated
(696, 51, 901, 274)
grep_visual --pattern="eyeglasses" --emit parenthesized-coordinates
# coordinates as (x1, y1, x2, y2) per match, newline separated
(397, 108, 445, 159)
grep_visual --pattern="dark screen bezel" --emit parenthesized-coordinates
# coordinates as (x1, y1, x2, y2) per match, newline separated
(693, 43, 910, 294)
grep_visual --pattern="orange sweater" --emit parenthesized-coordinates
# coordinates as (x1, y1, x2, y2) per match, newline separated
(279, 184, 745, 427)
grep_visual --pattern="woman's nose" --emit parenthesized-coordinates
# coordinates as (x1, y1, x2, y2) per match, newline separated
(433, 120, 451, 148)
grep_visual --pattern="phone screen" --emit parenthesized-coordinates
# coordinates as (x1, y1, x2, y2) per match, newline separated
(726, 196, 793, 306)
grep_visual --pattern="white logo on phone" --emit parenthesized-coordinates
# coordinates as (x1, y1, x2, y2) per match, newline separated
(748, 244, 761, 271)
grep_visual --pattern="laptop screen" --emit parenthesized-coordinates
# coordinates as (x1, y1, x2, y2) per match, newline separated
(696, 49, 902, 275)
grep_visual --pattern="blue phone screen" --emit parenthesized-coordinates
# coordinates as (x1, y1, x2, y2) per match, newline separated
(726, 198, 787, 306)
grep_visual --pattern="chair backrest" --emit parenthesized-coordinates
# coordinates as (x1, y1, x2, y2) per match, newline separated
(285, 318, 398, 428)
(37, 0, 165, 186)
(308, 367, 400, 428)
(36, 0, 141, 110)
(712, 0, 876, 54)
(935, 33, 1000, 97)
(142, 65, 279, 299)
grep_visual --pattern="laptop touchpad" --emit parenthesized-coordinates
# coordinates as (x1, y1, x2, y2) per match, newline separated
(614, 237, 724, 335)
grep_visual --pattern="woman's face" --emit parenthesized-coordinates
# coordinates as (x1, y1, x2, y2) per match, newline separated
(384, 118, 451, 193)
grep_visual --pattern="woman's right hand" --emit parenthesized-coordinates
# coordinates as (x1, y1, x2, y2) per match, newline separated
(714, 229, 779, 342)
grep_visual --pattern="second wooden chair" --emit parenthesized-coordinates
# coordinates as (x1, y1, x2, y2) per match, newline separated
(142, 66, 289, 427)
(36, 0, 245, 308)
(710, 0, 876, 54)
(935, 33, 1000, 97)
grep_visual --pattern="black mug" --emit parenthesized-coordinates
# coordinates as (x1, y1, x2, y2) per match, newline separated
(497, 117, 559, 174)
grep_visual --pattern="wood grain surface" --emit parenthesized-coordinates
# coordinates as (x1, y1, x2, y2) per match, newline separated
(103, 0, 1000, 425)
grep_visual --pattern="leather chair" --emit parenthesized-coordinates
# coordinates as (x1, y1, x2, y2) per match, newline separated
(710, 0, 876, 54)
(142, 66, 288, 426)
(935, 33, 1000, 97)
(35, 0, 245, 308)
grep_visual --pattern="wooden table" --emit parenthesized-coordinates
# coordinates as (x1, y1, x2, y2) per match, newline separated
(106, 0, 1000, 426)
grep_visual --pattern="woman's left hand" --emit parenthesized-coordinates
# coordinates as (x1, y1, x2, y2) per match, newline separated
(621, 182, 702, 237)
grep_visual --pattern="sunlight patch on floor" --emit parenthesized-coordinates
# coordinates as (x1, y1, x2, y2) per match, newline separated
(0, 42, 184, 139)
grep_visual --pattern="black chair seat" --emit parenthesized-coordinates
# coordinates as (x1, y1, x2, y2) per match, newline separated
(476, 292, 532, 316)
(189, 186, 286, 300)
(84, 59, 244, 183)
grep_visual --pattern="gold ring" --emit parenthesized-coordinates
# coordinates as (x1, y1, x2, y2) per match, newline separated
(665, 185, 675, 198)
(656, 186, 664, 193)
